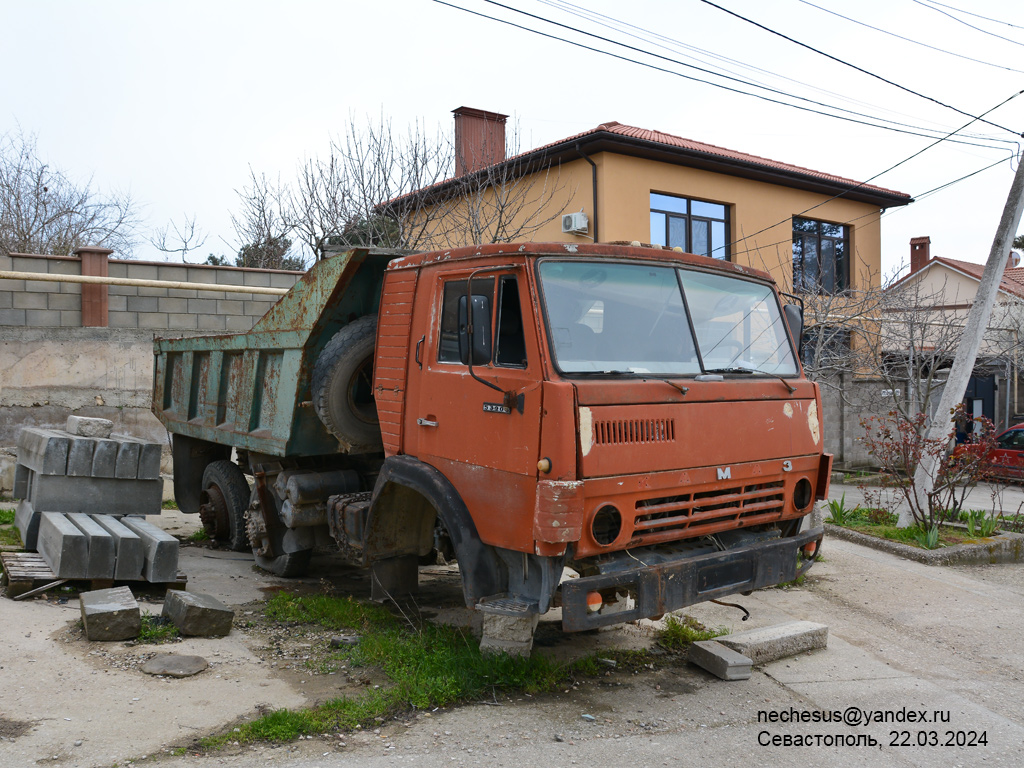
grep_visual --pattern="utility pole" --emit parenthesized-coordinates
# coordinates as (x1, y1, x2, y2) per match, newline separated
(907, 155, 1024, 526)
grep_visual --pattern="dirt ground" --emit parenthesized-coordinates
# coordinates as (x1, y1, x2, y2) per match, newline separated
(3, 488, 1024, 768)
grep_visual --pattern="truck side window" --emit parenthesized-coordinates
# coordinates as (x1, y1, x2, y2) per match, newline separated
(438, 278, 494, 363)
(495, 276, 527, 367)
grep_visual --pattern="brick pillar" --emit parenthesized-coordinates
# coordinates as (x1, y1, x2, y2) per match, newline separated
(75, 246, 113, 327)
(910, 236, 931, 274)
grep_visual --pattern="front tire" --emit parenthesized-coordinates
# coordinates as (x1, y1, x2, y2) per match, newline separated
(199, 460, 250, 552)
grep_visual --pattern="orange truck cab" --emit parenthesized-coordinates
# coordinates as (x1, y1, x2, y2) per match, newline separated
(155, 242, 828, 639)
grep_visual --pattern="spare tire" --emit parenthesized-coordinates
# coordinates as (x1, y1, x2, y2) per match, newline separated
(312, 315, 382, 449)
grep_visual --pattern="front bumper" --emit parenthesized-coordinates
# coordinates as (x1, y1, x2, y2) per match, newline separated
(560, 526, 823, 631)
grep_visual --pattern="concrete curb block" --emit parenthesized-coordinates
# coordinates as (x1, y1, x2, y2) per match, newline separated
(717, 620, 828, 665)
(689, 640, 752, 680)
(825, 524, 1024, 565)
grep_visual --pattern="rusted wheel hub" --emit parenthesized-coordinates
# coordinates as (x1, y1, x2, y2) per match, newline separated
(198, 484, 230, 539)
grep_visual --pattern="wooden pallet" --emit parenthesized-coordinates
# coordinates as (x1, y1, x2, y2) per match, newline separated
(1, 552, 187, 599)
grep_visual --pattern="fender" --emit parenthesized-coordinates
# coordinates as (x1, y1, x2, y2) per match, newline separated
(172, 435, 230, 515)
(366, 455, 504, 607)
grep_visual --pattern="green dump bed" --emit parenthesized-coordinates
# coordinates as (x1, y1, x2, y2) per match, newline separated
(152, 249, 392, 458)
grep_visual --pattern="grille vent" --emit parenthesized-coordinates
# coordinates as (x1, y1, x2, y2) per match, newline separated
(593, 418, 675, 446)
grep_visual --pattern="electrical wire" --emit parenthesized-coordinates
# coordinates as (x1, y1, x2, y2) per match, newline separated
(795, 0, 1024, 75)
(699, 0, 1021, 136)
(433, 0, 1016, 149)
(919, 0, 1024, 31)
(911, 0, 1024, 45)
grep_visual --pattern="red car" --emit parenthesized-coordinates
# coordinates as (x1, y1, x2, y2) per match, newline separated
(965, 425, 1024, 481)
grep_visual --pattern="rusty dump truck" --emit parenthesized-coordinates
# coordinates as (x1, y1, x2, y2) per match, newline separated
(153, 242, 829, 637)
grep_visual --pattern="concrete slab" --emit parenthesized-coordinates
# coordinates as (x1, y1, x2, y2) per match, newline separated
(162, 590, 234, 637)
(66, 512, 116, 579)
(16, 428, 69, 475)
(688, 639, 752, 680)
(37, 511, 89, 579)
(13, 462, 29, 499)
(80, 586, 140, 641)
(15, 499, 39, 549)
(91, 439, 118, 478)
(91, 514, 145, 580)
(114, 441, 141, 479)
(28, 474, 162, 516)
(718, 621, 828, 665)
(119, 516, 179, 582)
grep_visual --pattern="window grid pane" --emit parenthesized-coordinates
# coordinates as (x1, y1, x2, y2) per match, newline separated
(649, 193, 729, 260)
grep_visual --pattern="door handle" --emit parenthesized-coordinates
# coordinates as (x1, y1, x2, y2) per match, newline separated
(415, 336, 425, 368)
(417, 418, 438, 427)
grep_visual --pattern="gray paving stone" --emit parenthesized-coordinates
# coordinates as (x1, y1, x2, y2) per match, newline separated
(80, 586, 140, 641)
(718, 621, 829, 665)
(91, 439, 118, 478)
(16, 428, 70, 475)
(91, 515, 145, 581)
(66, 416, 113, 438)
(38, 512, 89, 579)
(16, 499, 39, 549)
(689, 640, 753, 681)
(141, 654, 208, 677)
(114, 441, 141, 479)
(66, 513, 116, 579)
(162, 591, 234, 637)
(28, 475, 162, 516)
(119, 517, 179, 582)
(66, 437, 96, 477)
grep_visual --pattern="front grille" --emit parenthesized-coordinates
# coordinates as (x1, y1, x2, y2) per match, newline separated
(630, 481, 786, 545)
(593, 418, 675, 446)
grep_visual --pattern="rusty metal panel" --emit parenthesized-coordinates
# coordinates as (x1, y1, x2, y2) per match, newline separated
(374, 268, 418, 457)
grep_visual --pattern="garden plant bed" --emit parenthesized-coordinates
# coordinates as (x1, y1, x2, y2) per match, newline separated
(825, 522, 1024, 565)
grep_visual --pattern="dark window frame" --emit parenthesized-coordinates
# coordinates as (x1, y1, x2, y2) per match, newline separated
(792, 216, 849, 294)
(436, 275, 527, 368)
(649, 192, 730, 261)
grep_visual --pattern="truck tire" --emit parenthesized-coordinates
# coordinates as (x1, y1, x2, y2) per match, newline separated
(312, 315, 382, 449)
(199, 460, 251, 552)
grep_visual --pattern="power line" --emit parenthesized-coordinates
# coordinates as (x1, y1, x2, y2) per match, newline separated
(795, 0, 1024, 75)
(434, 0, 1016, 150)
(699, 0, 1021, 136)
(912, 0, 1024, 44)
(919, 0, 1024, 31)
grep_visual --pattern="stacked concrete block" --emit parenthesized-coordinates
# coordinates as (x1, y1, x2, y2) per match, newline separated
(119, 517, 179, 583)
(15, 419, 163, 550)
(80, 586, 141, 641)
(37, 511, 89, 579)
(92, 515, 145, 580)
(162, 590, 234, 637)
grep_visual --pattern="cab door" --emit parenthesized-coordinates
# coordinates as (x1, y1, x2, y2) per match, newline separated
(403, 265, 544, 550)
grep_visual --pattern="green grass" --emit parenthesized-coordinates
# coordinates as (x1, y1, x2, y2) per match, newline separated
(137, 613, 180, 644)
(658, 614, 727, 650)
(187, 528, 210, 543)
(0, 527, 21, 547)
(0, 509, 15, 525)
(161, 499, 180, 510)
(205, 593, 602, 746)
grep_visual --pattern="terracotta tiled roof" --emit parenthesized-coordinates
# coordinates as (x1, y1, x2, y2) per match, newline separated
(531, 121, 909, 199)
(932, 256, 1024, 300)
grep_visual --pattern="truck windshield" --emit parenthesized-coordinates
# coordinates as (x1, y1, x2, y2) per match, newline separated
(537, 261, 798, 377)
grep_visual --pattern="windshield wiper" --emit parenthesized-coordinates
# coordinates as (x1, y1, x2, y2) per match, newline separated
(600, 370, 689, 395)
(703, 367, 796, 394)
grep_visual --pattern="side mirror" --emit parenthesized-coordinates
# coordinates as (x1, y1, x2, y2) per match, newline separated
(459, 294, 492, 365)
(783, 303, 804, 357)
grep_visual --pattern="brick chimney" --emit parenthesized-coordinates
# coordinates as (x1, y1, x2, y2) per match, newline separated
(910, 236, 931, 273)
(453, 107, 508, 176)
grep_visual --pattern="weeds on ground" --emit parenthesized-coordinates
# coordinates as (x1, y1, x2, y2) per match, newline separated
(137, 613, 180, 644)
(961, 509, 1000, 537)
(187, 528, 210, 543)
(208, 593, 599, 746)
(658, 614, 727, 651)
(161, 499, 179, 510)
(825, 493, 856, 525)
(0, 509, 15, 525)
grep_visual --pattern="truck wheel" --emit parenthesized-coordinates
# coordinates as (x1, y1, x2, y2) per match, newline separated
(199, 460, 251, 552)
(245, 486, 312, 577)
(312, 316, 382, 449)
(255, 547, 312, 578)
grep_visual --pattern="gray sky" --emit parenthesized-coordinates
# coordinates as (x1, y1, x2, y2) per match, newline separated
(5, 0, 1024, 276)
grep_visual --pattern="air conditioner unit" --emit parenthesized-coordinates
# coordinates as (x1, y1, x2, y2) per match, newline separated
(561, 211, 589, 234)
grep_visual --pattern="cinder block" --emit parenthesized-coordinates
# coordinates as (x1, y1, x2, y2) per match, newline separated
(67, 415, 114, 438)
(59, 310, 82, 326)
(67, 513, 116, 579)
(80, 586, 140, 641)
(689, 640, 753, 681)
(28, 475, 163, 516)
(91, 439, 118, 477)
(26, 309, 61, 326)
(16, 499, 40, 549)
(38, 512, 89, 579)
(16, 428, 70, 475)
(119, 516, 179, 582)
(66, 438, 96, 477)
(718, 621, 829, 665)
(479, 613, 539, 658)
(162, 590, 234, 637)
(91, 515, 145, 580)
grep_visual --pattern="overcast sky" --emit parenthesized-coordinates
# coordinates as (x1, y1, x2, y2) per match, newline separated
(5, 0, 1024, 276)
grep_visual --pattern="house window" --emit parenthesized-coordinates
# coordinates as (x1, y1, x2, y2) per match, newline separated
(792, 217, 849, 293)
(650, 193, 729, 260)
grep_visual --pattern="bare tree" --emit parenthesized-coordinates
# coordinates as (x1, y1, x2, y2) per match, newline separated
(0, 131, 138, 256)
(230, 169, 305, 270)
(150, 214, 207, 262)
